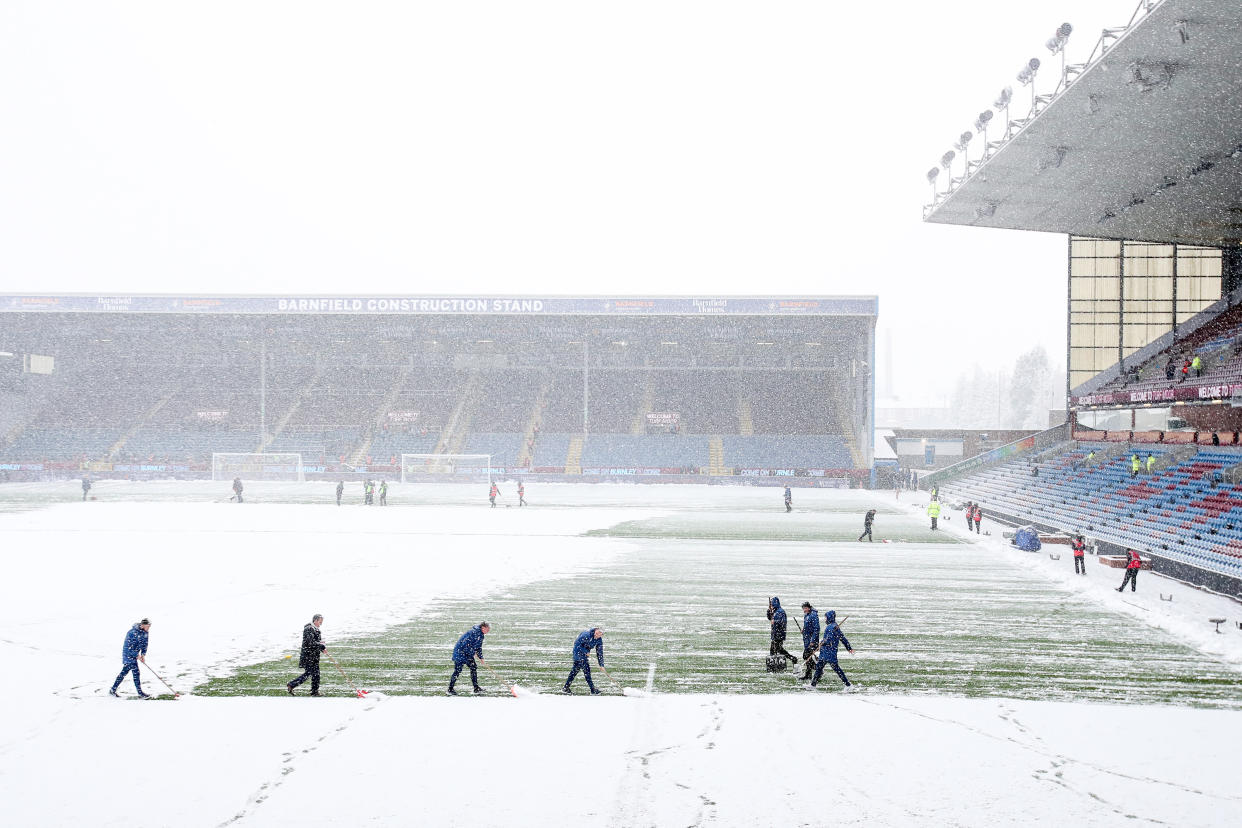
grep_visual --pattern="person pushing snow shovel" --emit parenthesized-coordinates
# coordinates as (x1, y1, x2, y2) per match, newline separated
(810, 610, 853, 689)
(562, 627, 604, 695)
(448, 621, 489, 695)
(109, 618, 152, 698)
(287, 614, 326, 696)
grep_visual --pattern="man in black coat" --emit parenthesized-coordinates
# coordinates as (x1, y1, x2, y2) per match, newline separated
(858, 509, 876, 542)
(287, 614, 326, 696)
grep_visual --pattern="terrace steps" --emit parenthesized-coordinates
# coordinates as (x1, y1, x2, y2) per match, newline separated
(707, 435, 729, 475)
(737, 396, 754, 436)
(564, 435, 584, 474)
(106, 388, 179, 461)
(260, 366, 327, 452)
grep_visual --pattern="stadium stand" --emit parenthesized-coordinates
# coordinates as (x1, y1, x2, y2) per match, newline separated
(0, 298, 875, 481)
(939, 442, 1242, 591)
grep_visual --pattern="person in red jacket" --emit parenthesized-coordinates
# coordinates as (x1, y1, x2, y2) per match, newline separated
(1117, 549, 1141, 592)
(489, 482, 499, 508)
(1071, 534, 1087, 575)
(971, 504, 982, 534)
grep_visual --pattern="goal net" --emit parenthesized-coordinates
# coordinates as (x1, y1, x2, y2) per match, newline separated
(211, 453, 305, 482)
(401, 454, 492, 485)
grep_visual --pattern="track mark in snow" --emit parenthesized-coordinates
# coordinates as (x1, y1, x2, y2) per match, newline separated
(216, 694, 387, 827)
(860, 696, 1236, 813)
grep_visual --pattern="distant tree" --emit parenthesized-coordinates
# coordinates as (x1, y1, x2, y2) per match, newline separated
(1008, 346, 1051, 429)
(949, 364, 1010, 429)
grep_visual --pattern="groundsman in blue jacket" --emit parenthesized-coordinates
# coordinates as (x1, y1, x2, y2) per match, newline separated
(811, 610, 854, 688)
(767, 597, 796, 663)
(448, 622, 489, 695)
(799, 602, 820, 680)
(109, 619, 151, 698)
(563, 627, 604, 694)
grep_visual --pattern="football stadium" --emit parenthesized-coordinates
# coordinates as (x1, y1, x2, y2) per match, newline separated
(3, 1, 1242, 825)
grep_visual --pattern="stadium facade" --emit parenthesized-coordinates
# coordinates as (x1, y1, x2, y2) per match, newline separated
(923, 0, 1242, 595)
(0, 294, 877, 486)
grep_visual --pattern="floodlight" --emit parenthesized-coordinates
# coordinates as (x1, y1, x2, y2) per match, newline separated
(1046, 23, 1073, 54)
(973, 110, 993, 133)
(926, 167, 940, 183)
(954, 131, 973, 153)
(1016, 58, 1040, 86)
(940, 150, 955, 170)
(993, 87, 1013, 109)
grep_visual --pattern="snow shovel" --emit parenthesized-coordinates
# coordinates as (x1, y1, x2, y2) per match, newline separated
(326, 653, 369, 698)
(599, 665, 649, 697)
(144, 663, 181, 699)
(480, 660, 532, 698)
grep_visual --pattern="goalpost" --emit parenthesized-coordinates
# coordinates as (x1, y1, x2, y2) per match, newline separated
(211, 453, 305, 482)
(400, 454, 492, 485)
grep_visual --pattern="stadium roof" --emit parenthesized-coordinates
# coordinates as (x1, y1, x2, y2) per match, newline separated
(923, 0, 1242, 247)
(0, 294, 877, 317)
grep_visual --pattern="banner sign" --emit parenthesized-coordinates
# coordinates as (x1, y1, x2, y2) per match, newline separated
(195, 410, 228, 421)
(1, 294, 878, 317)
(387, 410, 420, 422)
(1072, 382, 1242, 407)
(646, 411, 681, 426)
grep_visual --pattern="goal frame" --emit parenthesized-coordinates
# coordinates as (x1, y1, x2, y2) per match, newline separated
(400, 454, 492, 485)
(211, 452, 305, 482)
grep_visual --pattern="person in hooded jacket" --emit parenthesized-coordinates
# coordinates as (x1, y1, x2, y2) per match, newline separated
(448, 622, 489, 695)
(972, 503, 982, 534)
(1072, 535, 1087, 575)
(563, 627, 604, 694)
(287, 614, 326, 696)
(335, 480, 344, 506)
(784, 487, 792, 513)
(858, 509, 876, 542)
(799, 602, 820, 680)
(767, 597, 796, 664)
(109, 618, 152, 698)
(927, 498, 941, 530)
(811, 610, 854, 688)
(1117, 549, 1142, 592)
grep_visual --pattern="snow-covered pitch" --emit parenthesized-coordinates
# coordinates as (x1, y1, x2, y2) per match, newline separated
(2, 481, 1240, 826)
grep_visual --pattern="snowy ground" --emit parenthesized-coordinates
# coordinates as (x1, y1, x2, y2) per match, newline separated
(2, 482, 1241, 826)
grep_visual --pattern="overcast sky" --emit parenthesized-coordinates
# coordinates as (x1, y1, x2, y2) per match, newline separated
(0, 0, 1133, 401)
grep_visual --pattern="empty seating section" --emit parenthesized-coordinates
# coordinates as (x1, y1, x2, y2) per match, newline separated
(1, 364, 857, 473)
(531, 433, 572, 468)
(460, 433, 524, 466)
(722, 435, 852, 469)
(288, 366, 391, 429)
(941, 444, 1242, 579)
(580, 373, 644, 433)
(653, 372, 737, 433)
(1094, 303, 1242, 395)
(579, 434, 709, 469)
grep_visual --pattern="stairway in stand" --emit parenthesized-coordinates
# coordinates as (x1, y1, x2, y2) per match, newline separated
(349, 366, 412, 466)
(106, 387, 180, 461)
(706, 435, 729, 475)
(827, 384, 865, 468)
(434, 370, 482, 457)
(516, 372, 554, 468)
(259, 366, 327, 452)
(564, 434, 584, 474)
(737, 395, 754, 436)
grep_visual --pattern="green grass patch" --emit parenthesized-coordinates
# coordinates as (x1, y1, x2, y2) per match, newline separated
(197, 541, 1242, 708)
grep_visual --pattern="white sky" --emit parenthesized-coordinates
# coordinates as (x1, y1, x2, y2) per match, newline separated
(0, 0, 1133, 400)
